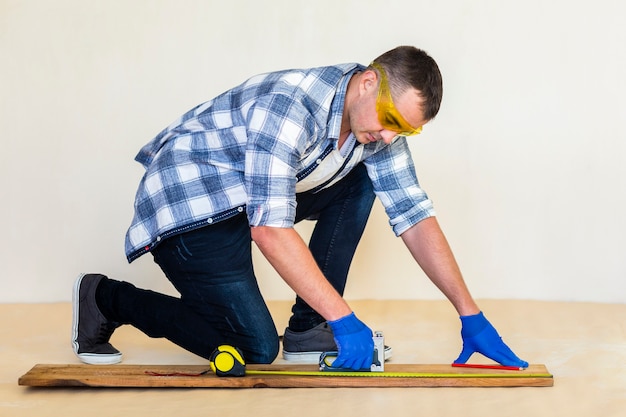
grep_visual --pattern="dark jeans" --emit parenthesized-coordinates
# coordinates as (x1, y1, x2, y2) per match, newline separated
(97, 164, 375, 363)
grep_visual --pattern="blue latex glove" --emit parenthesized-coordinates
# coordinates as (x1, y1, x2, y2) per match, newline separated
(327, 312, 374, 371)
(454, 311, 529, 368)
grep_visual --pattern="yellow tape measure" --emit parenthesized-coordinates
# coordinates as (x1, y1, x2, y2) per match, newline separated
(208, 345, 550, 379)
(209, 345, 246, 377)
(244, 370, 552, 378)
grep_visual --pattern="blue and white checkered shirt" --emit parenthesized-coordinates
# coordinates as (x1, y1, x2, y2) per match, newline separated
(125, 63, 435, 262)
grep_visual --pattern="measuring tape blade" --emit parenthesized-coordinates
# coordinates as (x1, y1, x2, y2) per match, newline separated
(244, 370, 552, 378)
(207, 345, 551, 379)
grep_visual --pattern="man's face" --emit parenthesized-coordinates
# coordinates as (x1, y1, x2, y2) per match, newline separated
(350, 69, 427, 145)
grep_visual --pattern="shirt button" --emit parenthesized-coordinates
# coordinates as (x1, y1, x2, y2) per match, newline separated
(207, 218, 213, 224)
(156, 236, 162, 242)
(316, 159, 322, 164)
(237, 206, 244, 212)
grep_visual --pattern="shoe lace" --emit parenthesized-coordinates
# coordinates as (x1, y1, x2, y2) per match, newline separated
(96, 321, 119, 344)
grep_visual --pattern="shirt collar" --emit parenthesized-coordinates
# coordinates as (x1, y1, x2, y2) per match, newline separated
(327, 64, 366, 144)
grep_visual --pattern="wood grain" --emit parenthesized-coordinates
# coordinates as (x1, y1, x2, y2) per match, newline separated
(18, 363, 553, 388)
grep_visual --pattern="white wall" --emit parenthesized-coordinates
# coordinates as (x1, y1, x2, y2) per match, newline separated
(1, 0, 624, 304)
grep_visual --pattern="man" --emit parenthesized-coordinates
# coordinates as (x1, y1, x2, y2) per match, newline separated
(72, 46, 528, 371)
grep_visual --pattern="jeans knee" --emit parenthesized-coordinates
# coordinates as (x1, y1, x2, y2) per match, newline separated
(244, 336, 280, 364)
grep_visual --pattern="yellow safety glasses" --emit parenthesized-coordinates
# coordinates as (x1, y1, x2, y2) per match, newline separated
(371, 62, 423, 137)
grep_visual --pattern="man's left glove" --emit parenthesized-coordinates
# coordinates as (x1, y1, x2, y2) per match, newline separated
(454, 311, 529, 368)
(327, 312, 374, 371)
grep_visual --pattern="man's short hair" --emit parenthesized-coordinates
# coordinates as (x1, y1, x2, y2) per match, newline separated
(370, 46, 443, 121)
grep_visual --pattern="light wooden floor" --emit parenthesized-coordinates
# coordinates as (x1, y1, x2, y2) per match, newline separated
(2, 299, 624, 417)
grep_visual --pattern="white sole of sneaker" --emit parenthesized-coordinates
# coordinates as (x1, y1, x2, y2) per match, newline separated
(282, 346, 393, 363)
(71, 273, 122, 365)
(71, 273, 86, 356)
(77, 352, 123, 365)
(281, 351, 325, 363)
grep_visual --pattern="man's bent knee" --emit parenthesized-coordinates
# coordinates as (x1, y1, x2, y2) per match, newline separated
(241, 336, 280, 364)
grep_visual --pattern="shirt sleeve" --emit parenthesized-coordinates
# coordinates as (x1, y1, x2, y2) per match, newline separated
(244, 93, 315, 228)
(363, 137, 436, 236)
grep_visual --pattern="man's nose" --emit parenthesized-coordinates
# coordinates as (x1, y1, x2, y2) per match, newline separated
(380, 130, 397, 144)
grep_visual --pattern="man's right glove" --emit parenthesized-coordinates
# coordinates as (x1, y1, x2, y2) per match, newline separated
(327, 312, 374, 371)
(454, 311, 529, 368)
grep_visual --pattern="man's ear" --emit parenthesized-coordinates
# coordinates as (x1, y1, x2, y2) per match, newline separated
(360, 69, 378, 95)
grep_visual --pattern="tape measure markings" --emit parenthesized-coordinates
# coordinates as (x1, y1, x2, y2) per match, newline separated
(245, 370, 552, 378)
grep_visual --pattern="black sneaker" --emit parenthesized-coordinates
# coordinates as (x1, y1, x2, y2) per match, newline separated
(72, 273, 122, 364)
(282, 322, 392, 363)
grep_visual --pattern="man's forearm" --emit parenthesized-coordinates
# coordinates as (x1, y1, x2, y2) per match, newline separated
(401, 216, 480, 316)
(251, 225, 352, 321)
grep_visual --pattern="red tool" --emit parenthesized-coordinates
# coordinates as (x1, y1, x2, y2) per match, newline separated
(451, 363, 524, 371)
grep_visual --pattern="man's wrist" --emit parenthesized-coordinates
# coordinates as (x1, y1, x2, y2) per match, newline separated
(456, 300, 480, 317)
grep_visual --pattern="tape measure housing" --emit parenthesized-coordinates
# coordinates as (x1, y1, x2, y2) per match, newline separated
(209, 345, 246, 377)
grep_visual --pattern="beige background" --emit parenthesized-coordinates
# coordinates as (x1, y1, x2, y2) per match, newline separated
(1, 0, 625, 304)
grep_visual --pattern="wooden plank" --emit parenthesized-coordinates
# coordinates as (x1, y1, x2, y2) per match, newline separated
(19, 364, 553, 388)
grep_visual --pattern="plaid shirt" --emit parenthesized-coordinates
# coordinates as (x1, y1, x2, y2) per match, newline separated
(125, 63, 435, 262)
